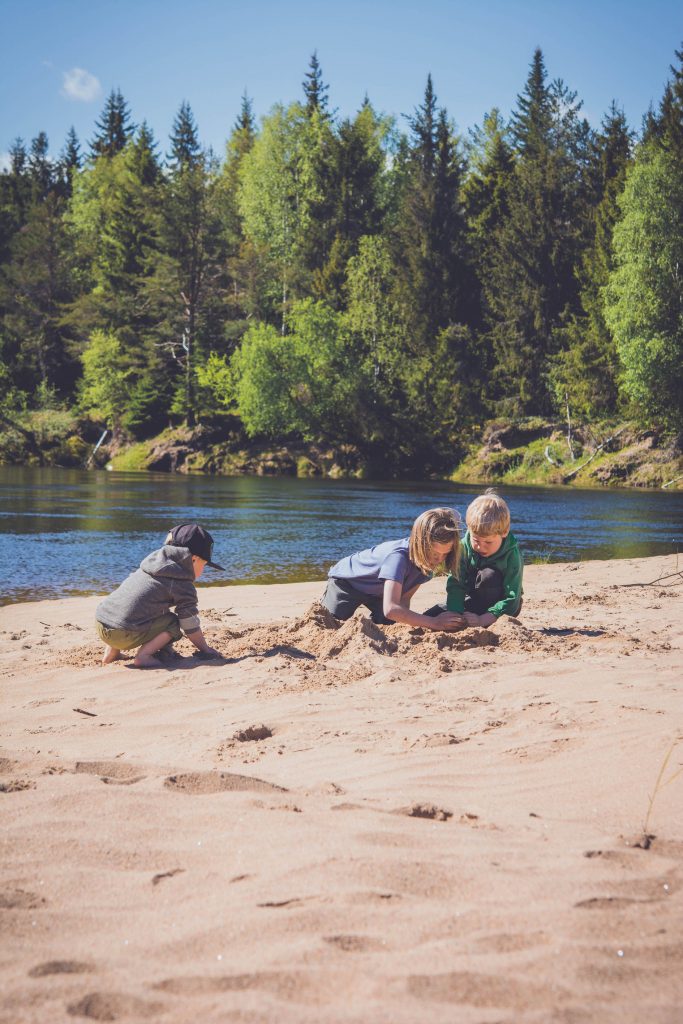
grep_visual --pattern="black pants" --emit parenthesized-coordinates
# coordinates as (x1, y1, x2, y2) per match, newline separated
(321, 578, 393, 625)
(424, 568, 520, 617)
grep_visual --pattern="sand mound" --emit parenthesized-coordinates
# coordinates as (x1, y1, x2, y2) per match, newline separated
(210, 602, 511, 675)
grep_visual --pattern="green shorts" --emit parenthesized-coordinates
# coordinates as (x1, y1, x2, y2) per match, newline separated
(95, 612, 182, 651)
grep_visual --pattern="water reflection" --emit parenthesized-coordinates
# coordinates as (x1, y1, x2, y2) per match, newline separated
(1, 466, 681, 605)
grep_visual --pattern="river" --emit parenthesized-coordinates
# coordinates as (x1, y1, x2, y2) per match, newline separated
(1, 466, 682, 605)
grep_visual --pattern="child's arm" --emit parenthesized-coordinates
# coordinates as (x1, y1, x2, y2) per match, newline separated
(383, 580, 464, 631)
(185, 626, 221, 659)
(174, 583, 221, 658)
(445, 570, 466, 613)
(463, 610, 497, 627)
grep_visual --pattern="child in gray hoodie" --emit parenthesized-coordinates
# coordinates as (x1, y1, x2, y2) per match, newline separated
(95, 523, 224, 667)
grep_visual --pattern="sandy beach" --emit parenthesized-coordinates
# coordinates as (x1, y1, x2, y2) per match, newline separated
(1, 554, 682, 1023)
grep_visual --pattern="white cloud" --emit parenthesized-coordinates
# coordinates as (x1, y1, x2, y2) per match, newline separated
(0, 152, 12, 173)
(61, 67, 101, 102)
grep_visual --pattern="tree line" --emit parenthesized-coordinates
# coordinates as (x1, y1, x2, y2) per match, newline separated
(1, 47, 682, 473)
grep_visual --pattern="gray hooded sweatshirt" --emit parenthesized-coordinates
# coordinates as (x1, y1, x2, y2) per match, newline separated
(96, 545, 200, 634)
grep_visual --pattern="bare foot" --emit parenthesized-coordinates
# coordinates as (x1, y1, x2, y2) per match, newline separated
(102, 646, 122, 665)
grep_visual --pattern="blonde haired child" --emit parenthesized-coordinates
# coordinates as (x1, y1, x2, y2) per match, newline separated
(445, 489, 523, 627)
(322, 507, 464, 630)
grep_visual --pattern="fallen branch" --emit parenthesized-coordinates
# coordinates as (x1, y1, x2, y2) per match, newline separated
(617, 569, 683, 588)
(73, 707, 97, 717)
(562, 428, 626, 483)
(544, 445, 561, 467)
(662, 474, 683, 490)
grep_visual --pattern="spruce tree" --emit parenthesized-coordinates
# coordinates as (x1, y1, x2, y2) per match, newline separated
(28, 132, 54, 198)
(219, 93, 257, 336)
(302, 51, 330, 118)
(167, 101, 201, 171)
(0, 191, 77, 397)
(392, 76, 468, 352)
(58, 127, 82, 197)
(90, 89, 134, 158)
(147, 105, 229, 424)
(549, 104, 632, 417)
(310, 100, 389, 305)
(486, 49, 589, 414)
(658, 44, 683, 155)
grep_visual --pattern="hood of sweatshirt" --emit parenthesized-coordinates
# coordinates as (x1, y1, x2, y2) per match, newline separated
(464, 530, 521, 569)
(139, 544, 195, 580)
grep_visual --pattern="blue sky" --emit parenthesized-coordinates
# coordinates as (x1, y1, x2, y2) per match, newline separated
(1, 0, 681, 164)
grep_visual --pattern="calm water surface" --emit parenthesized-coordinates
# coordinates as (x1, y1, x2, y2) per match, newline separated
(1, 466, 682, 605)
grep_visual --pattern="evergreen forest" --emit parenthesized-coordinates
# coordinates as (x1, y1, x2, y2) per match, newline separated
(1, 47, 682, 477)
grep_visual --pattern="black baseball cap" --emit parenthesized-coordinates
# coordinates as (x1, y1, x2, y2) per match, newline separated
(169, 523, 225, 571)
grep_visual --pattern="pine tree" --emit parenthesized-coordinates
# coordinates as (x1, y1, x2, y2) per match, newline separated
(130, 122, 161, 186)
(302, 51, 330, 119)
(90, 89, 134, 158)
(510, 49, 553, 156)
(658, 44, 683, 156)
(58, 127, 81, 197)
(167, 101, 201, 172)
(0, 139, 31, 266)
(310, 100, 389, 305)
(146, 106, 229, 424)
(62, 127, 81, 171)
(219, 93, 257, 334)
(392, 77, 468, 352)
(486, 50, 589, 414)
(0, 191, 77, 397)
(549, 104, 632, 416)
(28, 132, 55, 198)
(66, 129, 162, 366)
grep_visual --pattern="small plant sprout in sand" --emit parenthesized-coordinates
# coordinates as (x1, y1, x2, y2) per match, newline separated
(638, 739, 683, 848)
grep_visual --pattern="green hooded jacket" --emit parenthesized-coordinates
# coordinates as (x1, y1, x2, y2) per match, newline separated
(446, 531, 523, 617)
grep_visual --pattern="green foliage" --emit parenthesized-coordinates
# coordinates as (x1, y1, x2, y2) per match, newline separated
(2, 44, 683, 474)
(604, 144, 683, 430)
(195, 352, 235, 411)
(238, 102, 319, 326)
(487, 50, 592, 414)
(78, 329, 132, 429)
(231, 299, 368, 442)
(549, 104, 632, 418)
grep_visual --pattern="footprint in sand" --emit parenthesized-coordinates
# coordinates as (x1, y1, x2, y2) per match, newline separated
(67, 992, 163, 1020)
(0, 778, 35, 792)
(575, 871, 676, 910)
(408, 971, 567, 1010)
(74, 761, 146, 785)
(323, 934, 385, 952)
(29, 960, 94, 977)
(408, 733, 469, 749)
(232, 724, 274, 742)
(0, 889, 46, 910)
(392, 803, 453, 821)
(164, 771, 286, 795)
(575, 896, 658, 909)
(153, 971, 322, 1002)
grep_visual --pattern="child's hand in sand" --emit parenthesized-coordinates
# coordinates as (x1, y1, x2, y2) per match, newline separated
(429, 611, 466, 631)
(463, 611, 497, 628)
(194, 647, 222, 660)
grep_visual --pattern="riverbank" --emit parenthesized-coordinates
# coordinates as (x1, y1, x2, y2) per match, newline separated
(107, 419, 683, 488)
(2, 412, 681, 488)
(2, 555, 682, 1022)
